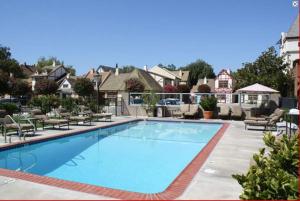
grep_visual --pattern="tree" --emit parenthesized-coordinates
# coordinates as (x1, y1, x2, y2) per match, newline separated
(0, 71, 9, 95)
(125, 78, 145, 92)
(233, 47, 294, 97)
(198, 84, 211, 93)
(163, 84, 178, 93)
(0, 45, 24, 78)
(35, 79, 58, 95)
(120, 65, 136, 73)
(74, 78, 94, 98)
(157, 63, 177, 71)
(180, 59, 215, 86)
(11, 80, 31, 97)
(37, 56, 76, 76)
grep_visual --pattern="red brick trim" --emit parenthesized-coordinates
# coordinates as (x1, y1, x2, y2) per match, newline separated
(0, 121, 229, 200)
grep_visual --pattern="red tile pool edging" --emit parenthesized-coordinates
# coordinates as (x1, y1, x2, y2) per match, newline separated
(0, 121, 229, 200)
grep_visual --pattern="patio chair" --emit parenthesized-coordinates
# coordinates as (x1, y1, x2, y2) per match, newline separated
(218, 105, 230, 119)
(172, 104, 189, 118)
(31, 109, 70, 130)
(184, 104, 199, 119)
(91, 112, 113, 122)
(246, 108, 283, 121)
(3, 115, 35, 142)
(230, 105, 243, 120)
(244, 110, 284, 130)
(57, 107, 92, 126)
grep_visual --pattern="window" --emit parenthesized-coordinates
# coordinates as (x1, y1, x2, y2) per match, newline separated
(248, 94, 258, 104)
(217, 94, 226, 103)
(218, 80, 228, 88)
(63, 84, 68, 88)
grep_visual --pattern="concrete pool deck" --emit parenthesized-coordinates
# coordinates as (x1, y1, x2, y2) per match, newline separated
(0, 117, 264, 200)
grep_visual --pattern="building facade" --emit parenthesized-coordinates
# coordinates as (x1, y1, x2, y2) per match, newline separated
(279, 15, 299, 69)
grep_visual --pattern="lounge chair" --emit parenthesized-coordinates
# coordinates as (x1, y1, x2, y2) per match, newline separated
(184, 104, 199, 119)
(3, 115, 35, 142)
(172, 104, 189, 118)
(230, 105, 243, 120)
(31, 109, 70, 130)
(244, 109, 285, 130)
(56, 107, 92, 126)
(246, 108, 283, 121)
(92, 112, 112, 122)
(218, 105, 230, 119)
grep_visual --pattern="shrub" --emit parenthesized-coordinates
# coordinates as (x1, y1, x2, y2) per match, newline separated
(0, 103, 19, 115)
(125, 78, 145, 92)
(163, 84, 178, 93)
(74, 78, 94, 98)
(60, 97, 78, 112)
(35, 79, 58, 95)
(142, 91, 159, 115)
(30, 95, 60, 113)
(177, 85, 190, 93)
(232, 132, 299, 200)
(198, 84, 211, 93)
(200, 96, 217, 111)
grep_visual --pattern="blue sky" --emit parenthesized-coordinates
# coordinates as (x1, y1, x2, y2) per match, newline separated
(0, 0, 298, 75)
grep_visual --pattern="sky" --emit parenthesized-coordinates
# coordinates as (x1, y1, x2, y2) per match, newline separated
(0, 0, 298, 75)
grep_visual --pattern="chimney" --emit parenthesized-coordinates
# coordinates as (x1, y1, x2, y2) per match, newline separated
(67, 73, 70, 79)
(203, 76, 207, 84)
(179, 69, 182, 77)
(227, 68, 231, 74)
(115, 63, 119, 76)
(143, 65, 148, 71)
(52, 60, 56, 67)
(9, 73, 13, 78)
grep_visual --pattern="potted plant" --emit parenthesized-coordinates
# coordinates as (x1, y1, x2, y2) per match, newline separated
(200, 96, 217, 119)
(142, 91, 159, 117)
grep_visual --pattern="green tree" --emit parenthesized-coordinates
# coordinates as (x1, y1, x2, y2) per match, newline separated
(0, 72, 9, 95)
(36, 56, 76, 76)
(157, 63, 177, 71)
(74, 78, 94, 98)
(180, 59, 215, 86)
(120, 65, 136, 73)
(0, 45, 24, 78)
(233, 47, 294, 97)
(11, 79, 31, 97)
(35, 79, 59, 95)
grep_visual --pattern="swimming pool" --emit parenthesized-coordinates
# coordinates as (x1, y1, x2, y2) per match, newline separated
(0, 120, 225, 196)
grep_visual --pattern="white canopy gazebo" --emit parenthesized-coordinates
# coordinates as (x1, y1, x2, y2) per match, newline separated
(236, 83, 279, 105)
(236, 83, 279, 94)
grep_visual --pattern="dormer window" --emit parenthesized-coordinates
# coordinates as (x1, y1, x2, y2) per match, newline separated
(219, 80, 228, 88)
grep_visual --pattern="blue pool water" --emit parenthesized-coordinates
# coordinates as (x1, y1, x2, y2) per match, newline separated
(0, 121, 222, 193)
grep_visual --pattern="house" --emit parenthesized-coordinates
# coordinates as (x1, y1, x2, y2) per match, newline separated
(190, 69, 234, 103)
(214, 69, 234, 103)
(100, 67, 162, 98)
(57, 74, 79, 98)
(148, 65, 189, 87)
(84, 68, 111, 91)
(279, 14, 299, 69)
(31, 61, 67, 91)
(191, 77, 215, 93)
(293, 60, 299, 97)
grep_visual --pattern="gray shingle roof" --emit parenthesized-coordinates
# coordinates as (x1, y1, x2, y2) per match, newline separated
(100, 68, 162, 92)
(287, 14, 299, 38)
